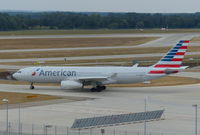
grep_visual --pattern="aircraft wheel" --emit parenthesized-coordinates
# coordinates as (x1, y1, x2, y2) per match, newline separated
(30, 85, 34, 89)
(90, 86, 106, 92)
(101, 86, 106, 90)
(30, 83, 35, 89)
(96, 86, 104, 92)
(90, 88, 96, 92)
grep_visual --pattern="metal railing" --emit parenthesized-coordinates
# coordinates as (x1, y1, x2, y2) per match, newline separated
(0, 121, 176, 135)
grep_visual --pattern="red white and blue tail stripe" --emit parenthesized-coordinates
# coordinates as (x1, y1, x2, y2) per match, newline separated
(148, 40, 189, 74)
(154, 40, 189, 68)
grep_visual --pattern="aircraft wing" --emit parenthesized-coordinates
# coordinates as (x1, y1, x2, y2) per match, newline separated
(164, 66, 189, 74)
(78, 76, 108, 81)
(74, 73, 117, 85)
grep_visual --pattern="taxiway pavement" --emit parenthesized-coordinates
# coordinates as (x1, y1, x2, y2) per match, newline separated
(0, 83, 199, 135)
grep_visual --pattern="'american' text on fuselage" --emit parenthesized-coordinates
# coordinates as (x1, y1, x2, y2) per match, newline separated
(39, 70, 76, 77)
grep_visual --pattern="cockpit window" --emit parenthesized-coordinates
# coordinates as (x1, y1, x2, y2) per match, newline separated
(17, 71, 22, 73)
(36, 68, 40, 71)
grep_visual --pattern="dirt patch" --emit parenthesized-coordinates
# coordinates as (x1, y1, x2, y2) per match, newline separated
(0, 92, 62, 105)
(0, 37, 158, 49)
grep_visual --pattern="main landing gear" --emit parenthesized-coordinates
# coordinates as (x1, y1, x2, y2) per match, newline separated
(30, 82, 35, 89)
(90, 86, 106, 92)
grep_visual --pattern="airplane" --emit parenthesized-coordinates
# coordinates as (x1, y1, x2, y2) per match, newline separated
(12, 40, 189, 92)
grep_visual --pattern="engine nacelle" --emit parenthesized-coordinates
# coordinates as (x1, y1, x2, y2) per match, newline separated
(61, 80, 83, 90)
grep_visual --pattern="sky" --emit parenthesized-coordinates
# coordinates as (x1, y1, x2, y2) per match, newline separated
(0, 0, 200, 13)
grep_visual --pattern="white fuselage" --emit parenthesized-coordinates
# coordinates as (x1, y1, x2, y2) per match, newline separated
(13, 66, 164, 85)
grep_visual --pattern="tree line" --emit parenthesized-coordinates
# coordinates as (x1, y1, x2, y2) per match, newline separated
(1, 12, 200, 30)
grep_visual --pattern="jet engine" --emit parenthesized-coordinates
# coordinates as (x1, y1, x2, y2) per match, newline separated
(61, 80, 83, 90)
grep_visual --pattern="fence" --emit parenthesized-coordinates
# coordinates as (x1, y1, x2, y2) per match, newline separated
(0, 121, 176, 135)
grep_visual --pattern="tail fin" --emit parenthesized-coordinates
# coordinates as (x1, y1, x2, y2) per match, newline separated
(154, 40, 189, 68)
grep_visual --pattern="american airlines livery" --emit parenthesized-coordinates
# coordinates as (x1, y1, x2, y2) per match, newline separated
(13, 40, 189, 92)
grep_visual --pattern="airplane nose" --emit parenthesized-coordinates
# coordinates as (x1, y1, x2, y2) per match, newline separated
(12, 73, 18, 80)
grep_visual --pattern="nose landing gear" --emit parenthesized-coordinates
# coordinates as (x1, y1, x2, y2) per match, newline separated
(30, 82, 35, 89)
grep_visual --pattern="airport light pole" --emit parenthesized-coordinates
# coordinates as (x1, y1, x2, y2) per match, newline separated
(2, 99, 9, 135)
(45, 125, 52, 135)
(144, 98, 147, 135)
(192, 104, 198, 135)
(18, 103, 21, 135)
